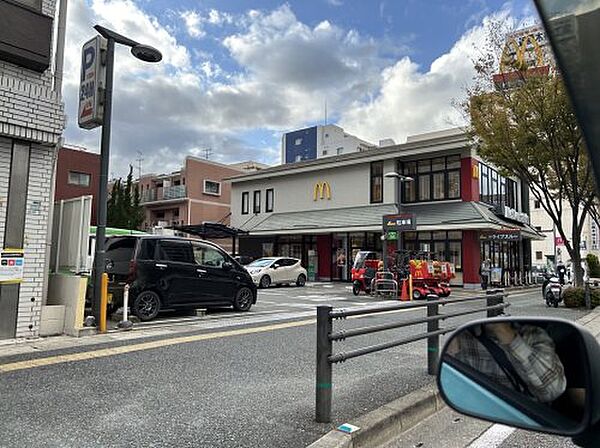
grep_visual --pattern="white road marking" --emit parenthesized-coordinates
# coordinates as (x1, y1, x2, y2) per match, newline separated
(467, 424, 515, 448)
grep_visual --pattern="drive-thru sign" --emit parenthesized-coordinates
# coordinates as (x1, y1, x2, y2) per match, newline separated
(78, 36, 106, 129)
(383, 213, 417, 231)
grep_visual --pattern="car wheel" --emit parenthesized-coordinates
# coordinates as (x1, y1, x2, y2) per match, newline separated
(132, 291, 161, 321)
(260, 275, 271, 289)
(413, 289, 422, 300)
(233, 287, 253, 311)
(296, 274, 306, 287)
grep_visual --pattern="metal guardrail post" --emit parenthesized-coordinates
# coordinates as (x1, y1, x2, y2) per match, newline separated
(486, 289, 504, 317)
(426, 294, 439, 375)
(316, 305, 333, 423)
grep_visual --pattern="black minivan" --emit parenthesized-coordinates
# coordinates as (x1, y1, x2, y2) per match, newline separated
(102, 235, 257, 321)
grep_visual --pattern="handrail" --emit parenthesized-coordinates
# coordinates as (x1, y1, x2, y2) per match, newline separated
(315, 290, 508, 423)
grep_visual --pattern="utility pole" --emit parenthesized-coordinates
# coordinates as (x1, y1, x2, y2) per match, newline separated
(203, 147, 213, 160)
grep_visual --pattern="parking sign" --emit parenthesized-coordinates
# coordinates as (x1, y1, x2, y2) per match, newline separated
(78, 36, 106, 129)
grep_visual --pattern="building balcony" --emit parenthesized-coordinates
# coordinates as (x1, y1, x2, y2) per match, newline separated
(141, 185, 187, 203)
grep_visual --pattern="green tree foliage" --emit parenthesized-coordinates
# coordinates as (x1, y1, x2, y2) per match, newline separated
(586, 253, 600, 278)
(465, 23, 597, 286)
(107, 165, 144, 230)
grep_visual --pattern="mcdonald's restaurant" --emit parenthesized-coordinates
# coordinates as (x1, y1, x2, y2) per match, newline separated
(229, 128, 543, 288)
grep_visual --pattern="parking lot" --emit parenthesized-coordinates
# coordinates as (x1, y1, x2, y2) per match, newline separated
(106, 282, 521, 334)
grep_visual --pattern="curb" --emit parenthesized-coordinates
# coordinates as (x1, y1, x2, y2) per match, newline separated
(307, 384, 444, 448)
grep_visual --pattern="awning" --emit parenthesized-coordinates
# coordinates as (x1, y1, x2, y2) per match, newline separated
(243, 202, 544, 239)
(172, 222, 248, 239)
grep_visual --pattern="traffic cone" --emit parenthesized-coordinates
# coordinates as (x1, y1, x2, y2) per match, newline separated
(400, 279, 409, 301)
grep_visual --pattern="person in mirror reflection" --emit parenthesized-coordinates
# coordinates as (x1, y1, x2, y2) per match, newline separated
(447, 322, 567, 403)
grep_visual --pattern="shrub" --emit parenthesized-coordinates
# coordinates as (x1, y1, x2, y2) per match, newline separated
(562, 287, 585, 308)
(587, 254, 600, 278)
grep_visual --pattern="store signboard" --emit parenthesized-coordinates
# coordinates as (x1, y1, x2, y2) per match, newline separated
(494, 204, 530, 225)
(383, 213, 416, 231)
(480, 230, 521, 241)
(78, 36, 106, 129)
(0, 249, 24, 284)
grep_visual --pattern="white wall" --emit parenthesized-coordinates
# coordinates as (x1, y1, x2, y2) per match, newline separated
(316, 125, 373, 158)
(530, 197, 600, 267)
(231, 159, 398, 228)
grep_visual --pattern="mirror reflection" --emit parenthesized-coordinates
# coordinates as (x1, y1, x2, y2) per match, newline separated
(439, 320, 588, 432)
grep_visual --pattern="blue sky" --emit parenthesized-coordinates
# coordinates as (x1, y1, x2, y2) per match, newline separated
(62, 0, 534, 176)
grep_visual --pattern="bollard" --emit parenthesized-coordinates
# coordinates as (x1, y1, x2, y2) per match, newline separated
(99, 273, 108, 333)
(486, 289, 504, 317)
(118, 284, 133, 330)
(316, 305, 333, 423)
(426, 294, 439, 375)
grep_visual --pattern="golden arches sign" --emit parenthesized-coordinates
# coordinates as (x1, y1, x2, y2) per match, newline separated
(313, 181, 331, 200)
(500, 34, 545, 72)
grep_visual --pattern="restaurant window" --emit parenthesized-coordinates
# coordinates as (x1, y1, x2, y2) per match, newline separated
(480, 161, 519, 209)
(266, 188, 274, 213)
(448, 171, 460, 199)
(253, 190, 261, 214)
(433, 172, 445, 199)
(410, 231, 463, 272)
(370, 161, 383, 203)
(418, 175, 431, 201)
(402, 155, 461, 203)
(241, 192, 249, 215)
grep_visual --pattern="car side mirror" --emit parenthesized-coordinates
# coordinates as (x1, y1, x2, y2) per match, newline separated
(437, 317, 600, 438)
(222, 261, 233, 271)
(272, 264, 279, 269)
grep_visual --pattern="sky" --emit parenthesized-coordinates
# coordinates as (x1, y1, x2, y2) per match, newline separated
(61, 0, 535, 177)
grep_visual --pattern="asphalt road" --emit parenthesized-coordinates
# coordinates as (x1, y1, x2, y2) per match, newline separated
(0, 285, 589, 448)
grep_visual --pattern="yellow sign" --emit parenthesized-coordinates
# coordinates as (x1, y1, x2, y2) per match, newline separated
(471, 163, 479, 180)
(500, 33, 545, 72)
(313, 181, 331, 201)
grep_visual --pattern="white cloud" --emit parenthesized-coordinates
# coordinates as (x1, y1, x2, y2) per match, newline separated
(207, 9, 233, 25)
(338, 10, 514, 144)
(181, 10, 205, 38)
(61, 1, 525, 177)
(327, 0, 344, 6)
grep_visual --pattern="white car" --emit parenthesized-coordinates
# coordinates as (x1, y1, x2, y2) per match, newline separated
(245, 257, 308, 288)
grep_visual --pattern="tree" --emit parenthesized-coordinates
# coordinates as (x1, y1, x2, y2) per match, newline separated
(465, 23, 597, 286)
(107, 165, 144, 230)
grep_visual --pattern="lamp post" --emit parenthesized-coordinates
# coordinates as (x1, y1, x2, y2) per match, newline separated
(91, 25, 162, 324)
(384, 172, 414, 267)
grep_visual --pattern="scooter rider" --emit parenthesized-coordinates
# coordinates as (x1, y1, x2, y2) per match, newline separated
(557, 261, 567, 286)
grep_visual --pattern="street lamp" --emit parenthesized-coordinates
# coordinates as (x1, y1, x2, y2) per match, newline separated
(91, 25, 162, 324)
(384, 172, 414, 267)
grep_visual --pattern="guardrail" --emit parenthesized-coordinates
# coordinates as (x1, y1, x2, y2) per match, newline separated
(315, 289, 509, 423)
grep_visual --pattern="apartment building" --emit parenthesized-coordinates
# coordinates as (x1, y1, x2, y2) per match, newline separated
(0, 0, 66, 339)
(138, 156, 264, 230)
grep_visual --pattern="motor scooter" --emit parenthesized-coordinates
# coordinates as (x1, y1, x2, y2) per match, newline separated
(542, 273, 562, 308)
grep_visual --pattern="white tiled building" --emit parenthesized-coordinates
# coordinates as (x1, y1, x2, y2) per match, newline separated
(0, 0, 65, 339)
(529, 197, 600, 269)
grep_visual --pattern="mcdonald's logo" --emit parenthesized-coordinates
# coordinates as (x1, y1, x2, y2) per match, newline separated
(313, 181, 331, 200)
(500, 33, 545, 72)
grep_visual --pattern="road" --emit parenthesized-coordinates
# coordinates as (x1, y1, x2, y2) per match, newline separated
(0, 285, 589, 447)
